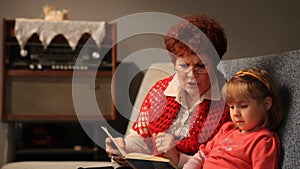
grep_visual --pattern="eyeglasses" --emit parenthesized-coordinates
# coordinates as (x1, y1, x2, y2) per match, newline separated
(175, 63, 208, 74)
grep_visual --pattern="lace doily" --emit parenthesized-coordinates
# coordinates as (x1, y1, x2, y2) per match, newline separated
(14, 18, 106, 56)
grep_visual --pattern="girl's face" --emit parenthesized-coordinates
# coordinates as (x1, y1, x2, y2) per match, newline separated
(175, 53, 213, 98)
(228, 97, 272, 133)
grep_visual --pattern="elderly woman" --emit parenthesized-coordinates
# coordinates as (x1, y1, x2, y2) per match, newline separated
(106, 14, 230, 168)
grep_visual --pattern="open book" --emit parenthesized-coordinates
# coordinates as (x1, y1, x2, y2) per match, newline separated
(101, 126, 177, 169)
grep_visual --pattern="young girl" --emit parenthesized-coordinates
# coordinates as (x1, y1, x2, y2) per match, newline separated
(183, 68, 284, 169)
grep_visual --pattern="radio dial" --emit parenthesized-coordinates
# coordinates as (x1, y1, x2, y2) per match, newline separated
(29, 64, 35, 70)
(92, 52, 100, 59)
(37, 64, 43, 70)
(20, 49, 28, 57)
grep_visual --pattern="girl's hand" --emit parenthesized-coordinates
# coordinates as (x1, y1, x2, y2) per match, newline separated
(183, 151, 204, 169)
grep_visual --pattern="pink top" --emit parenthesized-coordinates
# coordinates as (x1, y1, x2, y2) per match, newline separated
(200, 122, 281, 169)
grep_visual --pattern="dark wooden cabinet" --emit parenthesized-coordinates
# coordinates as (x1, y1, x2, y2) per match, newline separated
(2, 19, 117, 161)
(12, 121, 109, 161)
(2, 19, 117, 121)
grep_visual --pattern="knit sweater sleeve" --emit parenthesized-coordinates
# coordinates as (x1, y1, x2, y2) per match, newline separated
(132, 76, 173, 138)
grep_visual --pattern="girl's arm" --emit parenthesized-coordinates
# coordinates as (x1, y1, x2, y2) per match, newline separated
(252, 134, 281, 169)
(182, 150, 206, 169)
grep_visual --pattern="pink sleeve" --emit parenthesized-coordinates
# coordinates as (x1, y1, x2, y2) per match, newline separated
(183, 150, 205, 169)
(252, 134, 281, 169)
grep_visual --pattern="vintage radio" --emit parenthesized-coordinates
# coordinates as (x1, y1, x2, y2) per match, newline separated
(2, 19, 117, 121)
(4, 20, 114, 71)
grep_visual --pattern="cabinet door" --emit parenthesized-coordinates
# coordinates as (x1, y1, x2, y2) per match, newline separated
(4, 76, 114, 121)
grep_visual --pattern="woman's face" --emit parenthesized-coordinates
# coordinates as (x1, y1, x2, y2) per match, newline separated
(175, 53, 214, 98)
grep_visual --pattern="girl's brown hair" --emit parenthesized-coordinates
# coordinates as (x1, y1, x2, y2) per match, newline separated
(222, 68, 284, 130)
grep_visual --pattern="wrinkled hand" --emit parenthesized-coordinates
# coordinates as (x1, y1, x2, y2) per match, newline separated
(105, 137, 125, 156)
(154, 132, 177, 153)
(105, 137, 130, 167)
(154, 132, 180, 165)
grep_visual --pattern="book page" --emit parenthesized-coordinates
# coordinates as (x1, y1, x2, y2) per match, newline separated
(101, 126, 176, 169)
(101, 126, 127, 156)
(124, 153, 171, 162)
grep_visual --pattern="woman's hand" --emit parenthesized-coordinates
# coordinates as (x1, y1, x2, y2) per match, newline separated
(105, 137, 125, 156)
(154, 132, 180, 165)
(154, 132, 177, 153)
(105, 137, 130, 167)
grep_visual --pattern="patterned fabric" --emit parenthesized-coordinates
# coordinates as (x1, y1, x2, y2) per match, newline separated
(199, 122, 280, 169)
(183, 120, 281, 169)
(132, 75, 230, 156)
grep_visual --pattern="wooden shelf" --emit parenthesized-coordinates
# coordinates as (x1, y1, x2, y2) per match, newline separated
(16, 148, 97, 155)
(6, 69, 113, 77)
(2, 114, 114, 122)
(14, 147, 104, 161)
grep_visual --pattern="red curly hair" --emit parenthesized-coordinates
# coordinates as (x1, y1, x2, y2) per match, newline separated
(165, 14, 227, 63)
